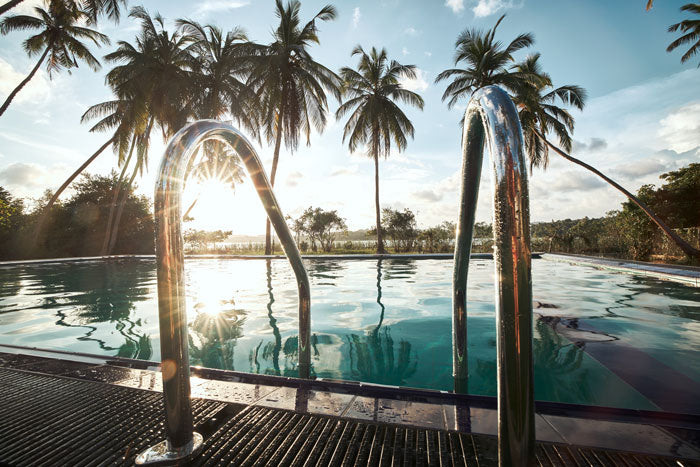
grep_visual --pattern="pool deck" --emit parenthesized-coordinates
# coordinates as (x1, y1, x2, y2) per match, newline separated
(0, 344, 698, 465)
(541, 252, 700, 287)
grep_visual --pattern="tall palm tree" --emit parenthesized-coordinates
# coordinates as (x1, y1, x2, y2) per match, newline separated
(100, 6, 195, 254)
(247, 0, 342, 254)
(511, 54, 700, 259)
(176, 19, 257, 129)
(0, 0, 109, 117)
(335, 46, 424, 254)
(434, 14, 534, 110)
(667, 3, 700, 67)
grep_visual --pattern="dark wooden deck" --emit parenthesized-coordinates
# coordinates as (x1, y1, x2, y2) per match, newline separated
(1, 367, 695, 466)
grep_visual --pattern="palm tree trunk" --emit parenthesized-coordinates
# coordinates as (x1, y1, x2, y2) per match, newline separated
(101, 134, 136, 255)
(183, 197, 198, 219)
(106, 159, 140, 255)
(0, 0, 24, 15)
(107, 116, 154, 254)
(373, 132, 385, 254)
(0, 46, 49, 117)
(32, 136, 115, 245)
(538, 132, 700, 260)
(0, 0, 23, 15)
(265, 115, 284, 255)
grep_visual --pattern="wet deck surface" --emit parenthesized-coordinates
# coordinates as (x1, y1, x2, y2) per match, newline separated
(1, 350, 699, 466)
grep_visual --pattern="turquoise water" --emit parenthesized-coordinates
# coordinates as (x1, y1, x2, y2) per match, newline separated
(0, 258, 698, 411)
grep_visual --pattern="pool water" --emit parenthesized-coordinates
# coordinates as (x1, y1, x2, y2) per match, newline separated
(0, 258, 698, 413)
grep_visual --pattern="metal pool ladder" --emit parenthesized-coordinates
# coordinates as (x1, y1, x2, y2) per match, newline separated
(452, 85, 535, 466)
(136, 121, 311, 464)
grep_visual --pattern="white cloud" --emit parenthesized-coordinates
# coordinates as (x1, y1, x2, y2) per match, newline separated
(658, 102, 700, 153)
(548, 170, 607, 192)
(286, 171, 303, 187)
(0, 161, 70, 198)
(445, 0, 465, 13)
(330, 165, 359, 177)
(402, 47, 410, 56)
(352, 7, 361, 28)
(403, 27, 419, 36)
(399, 68, 429, 92)
(0, 58, 51, 106)
(413, 189, 442, 202)
(424, 51, 432, 57)
(193, 0, 249, 16)
(613, 158, 675, 180)
(472, 0, 522, 18)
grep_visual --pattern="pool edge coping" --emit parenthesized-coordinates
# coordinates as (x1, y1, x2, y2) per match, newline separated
(541, 253, 700, 287)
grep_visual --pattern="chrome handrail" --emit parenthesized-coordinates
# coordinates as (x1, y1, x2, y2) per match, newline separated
(136, 120, 311, 464)
(452, 86, 535, 465)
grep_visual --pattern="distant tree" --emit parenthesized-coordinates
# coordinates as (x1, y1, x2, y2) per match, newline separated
(617, 185, 658, 261)
(419, 221, 454, 253)
(473, 221, 492, 239)
(0, 1, 110, 117)
(667, 3, 700, 67)
(654, 163, 700, 228)
(292, 206, 347, 252)
(616, 164, 700, 260)
(0, 187, 24, 259)
(34, 172, 154, 257)
(184, 229, 232, 251)
(381, 208, 418, 252)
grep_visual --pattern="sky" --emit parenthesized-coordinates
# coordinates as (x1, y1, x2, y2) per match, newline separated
(1, 0, 699, 235)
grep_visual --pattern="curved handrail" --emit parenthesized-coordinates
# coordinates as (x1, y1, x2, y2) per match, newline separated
(136, 120, 311, 464)
(452, 86, 535, 465)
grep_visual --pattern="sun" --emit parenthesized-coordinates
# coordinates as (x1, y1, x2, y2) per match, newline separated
(183, 176, 267, 235)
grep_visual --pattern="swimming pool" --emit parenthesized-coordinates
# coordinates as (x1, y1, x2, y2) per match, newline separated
(0, 257, 698, 414)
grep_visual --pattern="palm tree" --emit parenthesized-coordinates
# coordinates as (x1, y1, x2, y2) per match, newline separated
(511, 54, 700, 259)
(176, 19, 257, 130)
(247, 0, 342, 254)
(667, 3, 700, 67)
(0, 0, 109, 117)
(335, 46, 424, 254)
(1, 0, 125, 21)
(99, 6, 196, 255)
(510, 53, 586, 170)
(434, 14, 534, 110)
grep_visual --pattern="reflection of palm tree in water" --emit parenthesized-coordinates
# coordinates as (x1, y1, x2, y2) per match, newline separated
(346, 259, 417, 385)
(51, 262, 153, 359)
(532, 319, 593, 402)
(250, 260, 315, 377)
(261, 259, 282, 375)
(188, 300, 246, 370)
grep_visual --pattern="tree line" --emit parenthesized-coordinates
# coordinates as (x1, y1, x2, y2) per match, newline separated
(1, 1, 699, 261)
(1, 163, 697, 260)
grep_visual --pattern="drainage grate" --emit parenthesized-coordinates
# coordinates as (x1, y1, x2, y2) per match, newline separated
(0, 368, 689, 466)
